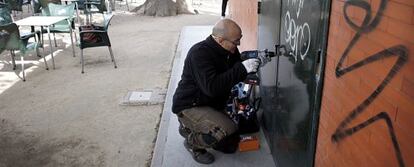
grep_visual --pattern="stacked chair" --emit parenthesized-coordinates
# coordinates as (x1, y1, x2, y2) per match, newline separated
(83, 0, 105, 24)
(114, 0, 128, 11)
(20, 0, 32, 13)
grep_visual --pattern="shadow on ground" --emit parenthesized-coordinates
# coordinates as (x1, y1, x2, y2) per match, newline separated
(0, 119, 105, 167)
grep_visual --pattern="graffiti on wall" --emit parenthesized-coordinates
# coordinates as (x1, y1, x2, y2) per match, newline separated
(331, 0, 408, 167)
(284, 0, 311, 62)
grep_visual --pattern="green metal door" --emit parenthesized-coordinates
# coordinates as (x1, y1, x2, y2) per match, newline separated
(258, 0, 331, 166)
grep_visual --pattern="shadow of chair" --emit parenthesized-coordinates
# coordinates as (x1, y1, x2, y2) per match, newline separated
(78, 13, 116, 73)
(0, 23, 46, 81)
(42, 2, 77, 57)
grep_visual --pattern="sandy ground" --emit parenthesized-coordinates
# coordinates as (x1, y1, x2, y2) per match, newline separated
(0, 2, 220, 166)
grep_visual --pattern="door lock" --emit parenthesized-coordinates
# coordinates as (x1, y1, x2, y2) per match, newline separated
(275, 44, 292, 57)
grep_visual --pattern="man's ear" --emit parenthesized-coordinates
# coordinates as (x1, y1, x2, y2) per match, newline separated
(212, 35, 225, 45)
(217, 37, 225, 43)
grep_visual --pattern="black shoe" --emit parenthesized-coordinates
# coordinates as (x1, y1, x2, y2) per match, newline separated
(179, 124, 191, 138)
(213, 133, 240, 154)
(184, 140, 215, 164)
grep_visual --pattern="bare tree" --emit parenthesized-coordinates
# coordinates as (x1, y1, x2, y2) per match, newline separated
(131, 0, 196, 16)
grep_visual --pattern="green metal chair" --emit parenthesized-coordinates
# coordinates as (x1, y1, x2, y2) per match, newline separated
(78, 14, 116, 73)
(0, 5, 12, 54)
(0, 23, 46, 81)
(0, 28, 10, 54)
(32, 0, 44, 14)
(32, 0, 59, 14)
(0, 5, 14, 25)
(4, 0, 22, 15)
(42, 2, 76, 57)
(1, 5, 42, 54)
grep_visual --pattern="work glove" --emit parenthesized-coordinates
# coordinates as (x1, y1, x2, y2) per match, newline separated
(242, 58, 260, 73)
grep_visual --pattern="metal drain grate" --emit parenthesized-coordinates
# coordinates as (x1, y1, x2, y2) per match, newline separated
(129, 91, 152, 101)
(120, 89, 166, 106)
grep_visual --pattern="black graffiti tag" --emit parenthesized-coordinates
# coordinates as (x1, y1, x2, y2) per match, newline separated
(331, 0, 408, 167)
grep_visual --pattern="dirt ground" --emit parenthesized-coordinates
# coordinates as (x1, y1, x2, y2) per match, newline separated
(0, 2, 220, 166)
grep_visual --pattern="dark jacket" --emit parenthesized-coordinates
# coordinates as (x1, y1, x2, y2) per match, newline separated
(172, 36, 248, 114)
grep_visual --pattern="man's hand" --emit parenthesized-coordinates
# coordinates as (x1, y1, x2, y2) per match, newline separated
(242, 58, 260, 73)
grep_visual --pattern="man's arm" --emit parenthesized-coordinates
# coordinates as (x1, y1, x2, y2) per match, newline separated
(189, 50, 247, 98)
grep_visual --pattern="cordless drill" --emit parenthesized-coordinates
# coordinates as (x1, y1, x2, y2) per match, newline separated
(240, 49, 276, 85)
(240, 49, 276, 67)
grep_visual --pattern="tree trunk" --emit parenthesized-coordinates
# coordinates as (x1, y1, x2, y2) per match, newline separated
(176, 0, 195, 14)
(131, 0, 195, 16)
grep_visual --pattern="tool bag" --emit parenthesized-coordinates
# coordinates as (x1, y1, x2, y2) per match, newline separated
(226, 80, 261, 134)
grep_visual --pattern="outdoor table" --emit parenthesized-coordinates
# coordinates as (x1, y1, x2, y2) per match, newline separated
(15, 16, 71, 69)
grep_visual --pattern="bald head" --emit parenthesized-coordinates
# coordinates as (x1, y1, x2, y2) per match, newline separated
(211, 19, 242, 53)
(212, 19, 241, 39)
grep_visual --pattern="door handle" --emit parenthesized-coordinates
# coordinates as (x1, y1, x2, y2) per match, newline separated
(315, 49, 323, 82)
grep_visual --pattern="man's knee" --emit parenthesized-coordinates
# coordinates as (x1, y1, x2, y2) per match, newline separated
(196, 126, 236, 148)
(189, 126, 234, 148)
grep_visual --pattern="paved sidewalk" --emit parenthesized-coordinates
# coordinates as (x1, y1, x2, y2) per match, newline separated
(0, 14, 219, 167)
(151, 26, 276, 167)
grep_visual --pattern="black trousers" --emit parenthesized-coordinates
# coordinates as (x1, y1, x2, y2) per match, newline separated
(221, 0, 229, 17)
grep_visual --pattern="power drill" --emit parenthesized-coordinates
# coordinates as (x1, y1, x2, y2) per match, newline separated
(240, 49, 276, 67)
(239, 49, 276, 85)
